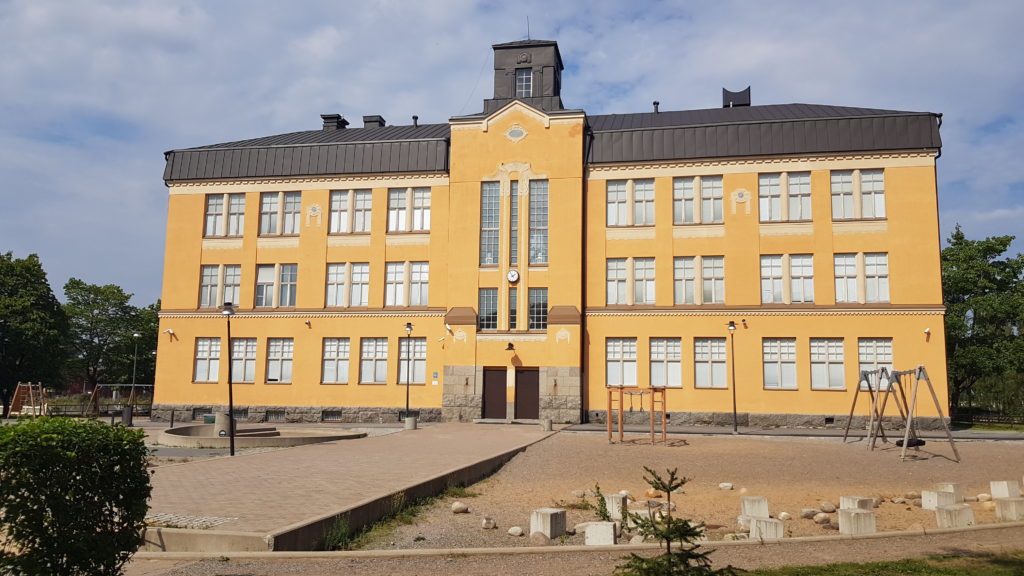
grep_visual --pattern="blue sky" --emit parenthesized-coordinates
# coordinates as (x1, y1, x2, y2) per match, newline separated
(1, 0, 1022, 305)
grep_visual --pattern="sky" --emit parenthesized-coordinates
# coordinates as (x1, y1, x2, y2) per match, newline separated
(1, 0, 1022, 306)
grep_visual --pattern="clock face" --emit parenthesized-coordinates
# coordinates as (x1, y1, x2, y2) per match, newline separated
(507, 270, 520, 283)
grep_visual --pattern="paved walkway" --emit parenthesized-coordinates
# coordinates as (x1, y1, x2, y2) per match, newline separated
(146, 423, 552, 539)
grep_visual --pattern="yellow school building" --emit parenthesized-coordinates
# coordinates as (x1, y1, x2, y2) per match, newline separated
(154, 39, 947, 427)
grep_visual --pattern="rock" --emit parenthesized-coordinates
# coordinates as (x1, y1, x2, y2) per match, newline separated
(778, 512, 792, 521)
(911, 498, 923, 508)
(508, 526, 524, 537)
(451, 502, 469, 514)
(823, 522, 839, 531)
(813, 512, 831, 524)
(719, 482, 734, 490)
(891, 497, 906, 504)
(800, 508, 818, 519)
(982, 501, 997, 511)
(571, 490, 586, 499)
(529, 531, 551, 546)
(904, 491, 921, 500)
(481, 517, 497, 529)
(964, 496, 979, 503)
(819, 501, 837, 513)
(644, 488, 663, 499)
(978, 493, 992, 502)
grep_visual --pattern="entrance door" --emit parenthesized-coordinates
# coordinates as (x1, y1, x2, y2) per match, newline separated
(482, 368, 507, 419)
(515, 369, 540, 419)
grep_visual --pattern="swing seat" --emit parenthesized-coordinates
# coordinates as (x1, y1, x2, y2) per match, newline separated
(896, 438, 926, 448)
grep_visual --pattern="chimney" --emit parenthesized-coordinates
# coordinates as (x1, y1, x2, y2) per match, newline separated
(653, 101, 660, 113)
(321, 114, 349, 130)
(722, 87, 751, 108)
(412, 115, 419, 127)
(362, 115, 386, 128)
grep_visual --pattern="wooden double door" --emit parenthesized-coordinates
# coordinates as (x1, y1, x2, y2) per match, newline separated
(482, 368, 539, 420)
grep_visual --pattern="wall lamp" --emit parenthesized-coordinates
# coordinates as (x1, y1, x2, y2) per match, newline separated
(506, 342, 515, 351)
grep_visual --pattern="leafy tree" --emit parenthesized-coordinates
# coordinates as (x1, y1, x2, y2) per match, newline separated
(63, 279, 140, 392)
(0, 252, 68, 416)
(0, 418, 151, 575)
(941, 226, 1024, 413)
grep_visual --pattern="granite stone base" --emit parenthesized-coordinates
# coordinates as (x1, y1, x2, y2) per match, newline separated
(151, 404, 442, 424)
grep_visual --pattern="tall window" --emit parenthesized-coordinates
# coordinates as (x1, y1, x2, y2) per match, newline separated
(509, 181, 519, 266)
(223, 265, 241, 306)
(325, 263, 347, 307)
(758, 174, 782, 222)
(199, 265, 219, 308)
(673, 177, 695, 224)
(325, 262, 370, 307)
(478, 288, 498, 330)
(515, 68, 532, 98)
(255, 264, 296, 307)
(832, 170, 885, 220)
(410, 262, 429, 306)
(398, 337, 427, 384)
(387, 187, 431, 232)
(831, 171, 854, 219)
(858, 338, 893, 389)
(762, 338, 797, 390)
(607, 178, 655, 227)
(700, 176, 723, 223)
(529, 180, 548, 265)
(193, 338, 220, 382)
(788, 172, 812, 221)
(328, 190, 351, 233)
(266, 338, 293, 383)
(353, 190, 372, 233)
(702, 256, 725, 304)
(230, 338, 257, 383)
(864, 253, 890, 302)
(606, 181, 627, 226)
(359, 338, 388, 384)
(322, 338, 349, 384)
(255, 265, 275, 307)
(278, 264, 297, 307)
(387, 189, 406, 232)
(790, 255, 814, 303)
(199, 264, 241, 308)
(606, 338, 637, 387)
(412, 188, 430, 231)
(385, 262, 405, 306)
(694, 337, 727, 388)
(760, 256, 783, 304)
(384, 261, 428, 307)
(811, 338, 845, 390)
(259, 192, 301, 235)
(350, 263, 369, 306)
(650, 338, 682, 388)
(508, 287, 518, 330)
(606, 259, 627, 305)
(204, 193, 245, 237)
(860, 170, 885, 218)
(633, 179, 655, 226)
(528, 288, 547, 330)
(205, 195, 224, 236)
(633, 257, 655, 304)
(834, 254, 857, 303)
(480, 182, 500, 265)
(673, 257, 696, 304)
(759, 172, 811, 222)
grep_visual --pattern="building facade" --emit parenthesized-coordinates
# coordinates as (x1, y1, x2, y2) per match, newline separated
(154, 40, 947, 426)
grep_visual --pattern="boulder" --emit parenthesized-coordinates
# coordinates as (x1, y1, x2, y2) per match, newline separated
(800, 508, 818, 519)
(819, 501, 837, 513)
(778, 512, 792, 521)
(813, 512, 831, 524)
(451, 501, 469, 514)
(481, 517, 497, 529)
(508, 526, 524, 537)
(529, 531, 551, 546)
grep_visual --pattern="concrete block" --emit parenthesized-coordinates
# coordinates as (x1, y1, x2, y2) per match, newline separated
(921, 490, 956, 511)
(935, 482, 965, 503)
(990, 480, 1021, 499)
(604, 493, 627, 521)
(740, 496, 769, 518)
(584, 521, 617, 546)
(749, 517, 784, 540)
(530, 508, 567, 539)
(935, 504, 974, 529)
(838, 508, 876, 535)
(994, 497, 1024, 522)
(839, 496, 874, 510)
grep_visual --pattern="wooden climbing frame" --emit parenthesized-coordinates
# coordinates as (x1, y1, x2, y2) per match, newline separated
(606, 386, 668, 444)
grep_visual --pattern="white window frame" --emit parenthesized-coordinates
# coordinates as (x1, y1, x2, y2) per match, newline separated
(230, 338, 257, 383)
(633, 179, 655, 226)
(700, 176, 723, 223)
(834, 254, 858, 303)
(193, 337, 220, 382)
(199, 264, 241, 308)
(385, 262, 405, 307)
(760, 255, 783, 304)
(353, 190, 372, 233)
(832, 169, 885, 220)
(528, 288, 547, 330)
(387, 187, 431, 233)
(515, 68, 533, 98)
(528, 180, 548, 265)
(858, 337, 893, 390)
(321, 338, 350, 384)
(606, 338, 637, 387)
(359, 337, 388, 384)
(694, 337, 727, 389)
(259, 192, 301, 235)
(254, 264, 275, 308)
(673, 257, 696, 304)
(278, 264, 297, 307)
(759, 172, 812, 222)
(410, 262, 429, 306)
(864, 252, 890, 303)
(266, 338, 293, 383)
(633, 257, 655, 304)
(478, 288, 498, 330)
(329, 189, 373, 234)
(834, 252, 889, 303)
(606, 258, 627, 305)
(254, 263, 296, 308)
(349, 263, 369, 307)
(480, 182, 500, 266)
(788, 172, 812, 221)
(758, 174, 783, 222)
(790, 255, 814, 304)
(204, 193, 245, 237)
(702, 256, 725, 304)
(325, 263, 348, 307)
(762, 338, 797, 390)
(860, 170, 885, 219)
(398, 337, 427, 384)
(650, 338, 682, 388)
(673, 177, 695, 224)
(811, 338, 845, 390)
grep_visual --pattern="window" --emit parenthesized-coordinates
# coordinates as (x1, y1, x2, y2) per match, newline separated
(700, 176, 723, 223)
(398, 337, 427, 384)
(515, 68, 532, 98)
(353, 190, 372, 233)
(509, 287, 518, 330)
(322, 338, 350, 384)
(790, 255, 814, 303)
(633, 257, 655, 304)
(199, 265, 219, 308)
(478, 288, 498, 330)
(385, 262, 405, 306)
(509, 181, 519, 266)
(760, 256, 783, 304)
(230, 338, 257, 383)
(384, 261, 428, 307)
(199, 264, 241, 308)
(832, 169, 885, 220)
(606, 259, 627, 305)
(858, 337, 893, 389)
(266, 338, 293, 383)
(360, 338, 388, 384)
(279, 264, 297, 307)
(480, 182, 500, 265)
(255, 265, 275, 307)
(762, 338, 797, 390)
(758, 174, 782, 222)
(606, 338, 637, 387)
(223, 265, 241, 306)
(673, 257, 696, 304)
(650, 338, 682, 388)
(788, 172, 812, 221)
(673, 177, 695, 224)
(605, 257, 654, 306)
(329, 190, 373, 234)
(834, 254, 857, 303)
(325, 263, 347, 307)
(529, 180, 548, 265)
(325, 262, 370, 307)
(387, 187, 431, 232)
(410, 262, 429, 306)
(759, 172, 811, 222)
(633, 180, 655, 225)
(255, 264, 296, 307)
(864, 253, 889, 302)
(702, 256, 725, 304)
(193, 338, 220, 382)
(259, 192, 301, 235)
(204, 193, 245, 237)
(694, 337, 727, 388)
(350, 263, 369, 306)
(606, 181, 627, 226)
(811, 338, 845, 390)
(528, 288, 547, 330)
(607, 179, 655, 227)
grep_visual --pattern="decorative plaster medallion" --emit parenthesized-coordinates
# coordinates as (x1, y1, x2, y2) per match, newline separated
(517, 52, 531, 64)
(730, 189, 752, 215)
(556, 328, 571, 344)
(454, 329, 467, 342)
(505, 124, 528, 143)
(307, 204, 322, 226)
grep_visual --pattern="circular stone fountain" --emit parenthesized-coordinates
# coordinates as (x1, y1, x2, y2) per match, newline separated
(158, 420, 366, 449)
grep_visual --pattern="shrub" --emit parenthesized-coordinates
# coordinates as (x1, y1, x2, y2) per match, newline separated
(0, 418, 151, 575)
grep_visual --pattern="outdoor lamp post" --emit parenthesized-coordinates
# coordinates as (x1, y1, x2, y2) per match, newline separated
(222, 302, 236, 456)
(131, 332, 141, 387)
(403, 322, 413, 419)
(728, 320, 738, 434)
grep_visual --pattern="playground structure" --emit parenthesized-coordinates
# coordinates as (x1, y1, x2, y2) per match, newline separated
(8, 382, 153, 419)
(606, 386, 669, 444)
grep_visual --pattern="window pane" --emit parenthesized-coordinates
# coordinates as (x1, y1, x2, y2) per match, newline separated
(529, 180, 548, 265)
(480, 182, 500, 265)
(528, 288, 547, 330)
(329, 191, 350, 233)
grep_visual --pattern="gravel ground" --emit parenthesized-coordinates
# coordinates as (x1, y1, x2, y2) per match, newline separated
(128, 430, 1024, 575)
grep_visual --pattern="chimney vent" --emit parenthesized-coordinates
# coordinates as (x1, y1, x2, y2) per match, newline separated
(653, 101, 660, 113)
(362, 115, 386, 129)
(722, 87, 751, 108)
(412, 115, 419, 127)
(321, 114, 349, 130)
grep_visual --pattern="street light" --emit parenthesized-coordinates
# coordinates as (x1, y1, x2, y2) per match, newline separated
(222, 302, 236, 456)
(403, 322, 413, 420)
(131, 332, 141, 387)
(728, 320, 738, 434)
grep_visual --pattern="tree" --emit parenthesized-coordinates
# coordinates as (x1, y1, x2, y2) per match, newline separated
(0, 252, 68, 417)
(63, 279, 138, 392)
(0, 418, 151, 575)
(942, 226, 1024, 413)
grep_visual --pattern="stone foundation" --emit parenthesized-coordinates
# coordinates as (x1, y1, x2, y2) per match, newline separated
(441, 364, 583, 424)
(151, 404, 442, 424)
(586, 411, 949, 431)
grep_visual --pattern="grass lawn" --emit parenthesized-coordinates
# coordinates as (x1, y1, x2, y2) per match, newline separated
(748, 551, 1024, 575)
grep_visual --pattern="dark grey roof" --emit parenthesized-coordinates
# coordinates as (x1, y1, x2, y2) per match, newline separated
(164, 124, 450, 182)
(587, 103, 941, 164)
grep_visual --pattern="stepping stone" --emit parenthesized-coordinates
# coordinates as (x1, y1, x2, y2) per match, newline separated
(921, 490, 956, 511)
(740, 496, 769, 518)
(995, 498, 1024, 522)
(839, 508, 876, 535)
(584, 521, 617, 546)
(935, 504, 974, 529)
(530, 508, 567, 539)
(749, 517, 783, 540)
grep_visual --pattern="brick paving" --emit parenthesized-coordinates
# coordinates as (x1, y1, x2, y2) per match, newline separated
(147, 423, 552, 535)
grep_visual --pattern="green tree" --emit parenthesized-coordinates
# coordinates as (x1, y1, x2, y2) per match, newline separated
(63, 279, 139, 392)
(0, 418, 151, 575)
(942, 226, 1024, 413)
(0, 252, 68, 417)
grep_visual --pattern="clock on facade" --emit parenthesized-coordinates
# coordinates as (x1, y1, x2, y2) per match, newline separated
(507, 270, 520, 283)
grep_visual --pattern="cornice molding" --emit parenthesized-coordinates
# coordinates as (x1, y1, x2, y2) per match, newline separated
(168, 173, 449, 193)
(586, 151, 936, 175)
(159, 310, 446, 319)
(586, 307, 945, 318)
